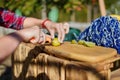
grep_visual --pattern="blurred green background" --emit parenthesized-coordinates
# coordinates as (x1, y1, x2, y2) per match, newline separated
(0, 0, 120, 22)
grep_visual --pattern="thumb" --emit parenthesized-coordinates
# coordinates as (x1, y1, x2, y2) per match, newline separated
(49, 30, 55, 39)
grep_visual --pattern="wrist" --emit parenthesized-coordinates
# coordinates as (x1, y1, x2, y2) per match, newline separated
(12, 32, 23, 42)
(41, 19, 51, 28)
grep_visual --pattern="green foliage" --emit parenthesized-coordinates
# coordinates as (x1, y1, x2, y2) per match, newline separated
(64, 0, 83, 13)
(76, 9, 87, 22)
(58, 9, 71, 22)
(104, 0, 119, 9)
(4, 0, 42, 16)
(46, 0, 68, 9)
(1, 0, 119, 22)
(105, 0, 120, 15)
(0, 0, 4, 7)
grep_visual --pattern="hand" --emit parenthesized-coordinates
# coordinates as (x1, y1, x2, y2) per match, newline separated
(16, 26, 46, 44)
(44, 21, 69, 43)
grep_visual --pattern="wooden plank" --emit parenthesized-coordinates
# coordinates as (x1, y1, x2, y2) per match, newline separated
(47, 54, 63, 80)
(44, 42, 117, 63)
(65, 64, 88, 80)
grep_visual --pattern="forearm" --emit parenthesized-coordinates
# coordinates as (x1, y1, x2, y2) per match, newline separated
(23, 17, 44, 28)
(0, 32, 22, 63)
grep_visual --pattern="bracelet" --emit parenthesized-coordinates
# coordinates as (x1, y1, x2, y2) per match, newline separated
(41, 19, 50, 28)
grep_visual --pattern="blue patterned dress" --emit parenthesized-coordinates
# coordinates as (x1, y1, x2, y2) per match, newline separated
(78, 16, 120, 54)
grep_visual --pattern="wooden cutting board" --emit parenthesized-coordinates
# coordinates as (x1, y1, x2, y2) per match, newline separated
(44, 42, 117, 63)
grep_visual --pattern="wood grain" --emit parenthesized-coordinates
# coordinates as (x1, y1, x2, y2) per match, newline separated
(44, 42, 117, 63)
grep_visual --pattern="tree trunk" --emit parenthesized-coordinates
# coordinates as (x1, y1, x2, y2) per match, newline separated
(87, 4, 92, 22)
(70, 11, 75, 22)
(93, 5, 98, 19)
(41, 0, 47, 19)
(98, 0, 106, 16)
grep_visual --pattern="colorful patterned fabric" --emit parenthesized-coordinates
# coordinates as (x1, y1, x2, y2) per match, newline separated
(78, 16, 120, 54)
(0, 7, 25, 30)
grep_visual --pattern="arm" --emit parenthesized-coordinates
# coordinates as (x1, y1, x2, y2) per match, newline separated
(0, 7, 69, 43)
(0, 32, 22, 63)
(0, 26, 46, 63)
(22, 17, 43, 28)
(0, 7, 25, 30)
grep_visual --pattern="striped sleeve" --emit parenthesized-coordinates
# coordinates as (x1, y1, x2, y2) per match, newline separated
(0, 7, 26, 30)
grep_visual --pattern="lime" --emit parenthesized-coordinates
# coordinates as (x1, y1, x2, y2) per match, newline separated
(52, 38, 60, 46)
(84, 42, 96, 47)
(78, 40, 85, 45)
(71, 40, 77, 44)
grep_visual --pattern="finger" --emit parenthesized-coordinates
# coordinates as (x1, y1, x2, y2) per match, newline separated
(38, 36, 44, 44)
(59, 24, 65, 43)
(56, 23, 63, 43)
(49, 30, 55, 39)
(38, 32, 45, 44)
(45, 34, 52, 43)
(63, 23, 69, 34)
(41, 33, 46, 44)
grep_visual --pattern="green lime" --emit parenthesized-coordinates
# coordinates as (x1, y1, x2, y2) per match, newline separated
(78, 40, 86, 45)
(84, 42, 96, 47)
(52, 38, 60, 46)
(71, 40, 78, 44)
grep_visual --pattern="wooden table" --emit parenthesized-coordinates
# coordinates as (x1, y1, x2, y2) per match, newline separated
(12, 42, 120, 80)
